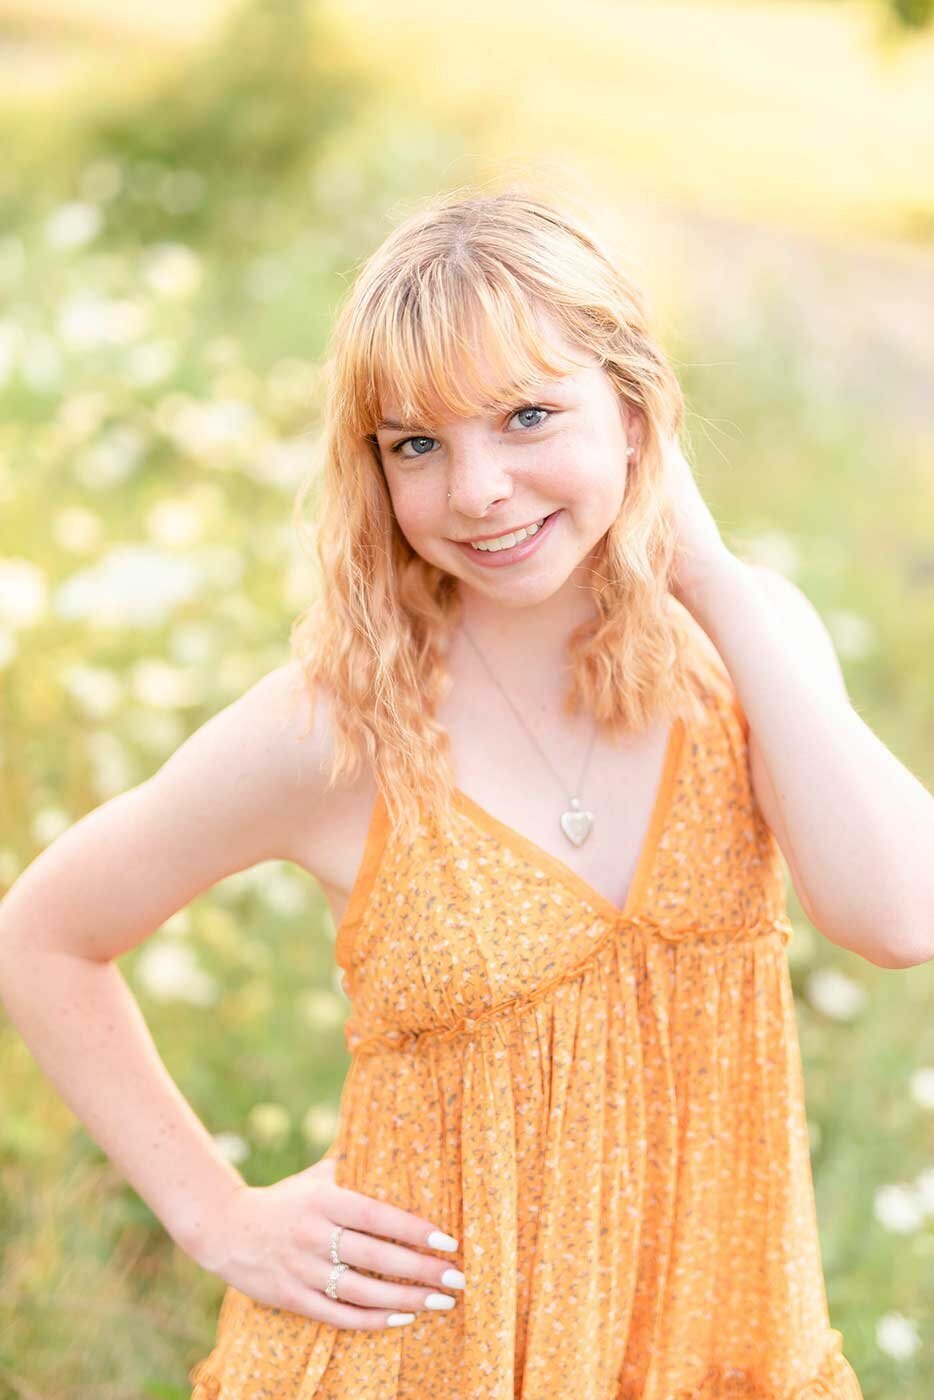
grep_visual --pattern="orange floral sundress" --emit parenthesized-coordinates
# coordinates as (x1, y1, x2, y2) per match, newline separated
(189, 617, 863, 1399)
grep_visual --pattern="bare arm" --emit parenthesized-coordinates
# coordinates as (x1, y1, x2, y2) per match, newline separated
(0, 661, 326, 1259)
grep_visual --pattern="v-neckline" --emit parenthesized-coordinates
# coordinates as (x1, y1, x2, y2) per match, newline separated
(332, 711, 688, 975)
(451, 714, 686, 927)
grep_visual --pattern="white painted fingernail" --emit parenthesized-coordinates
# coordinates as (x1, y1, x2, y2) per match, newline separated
(427, 1230, 458, 1251)
(441, 1269, 465, 1289)
(388, 1313, 416, 1326)
(426, 1293, 456, 1310)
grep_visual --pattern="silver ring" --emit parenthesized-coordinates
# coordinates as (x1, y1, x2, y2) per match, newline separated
(325, 1260, 349, 1300)
(325, 1224, 347, 1300)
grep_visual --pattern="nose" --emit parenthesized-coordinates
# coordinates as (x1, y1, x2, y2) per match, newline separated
(445, 441, 515, 519)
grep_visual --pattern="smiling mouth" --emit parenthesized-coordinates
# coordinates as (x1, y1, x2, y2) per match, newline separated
(456, 512, 557, 549)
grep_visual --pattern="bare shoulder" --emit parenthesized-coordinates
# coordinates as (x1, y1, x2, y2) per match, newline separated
(241, 659, 343, 850)
(139, 658, 342, 874)
(268, 660, 379, 896)
(746, 565, 849, 703)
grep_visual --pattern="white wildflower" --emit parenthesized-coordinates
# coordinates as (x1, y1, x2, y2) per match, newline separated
(53, 505, 104, 554)
(44, 201, 103, 251)
(161, 395, 261, 462)
(163, 910, 192, 938)
(141, 242, 202, 300)
(875, 1311, 921, 1360)
(256, 865, 307, 916)
(56, 391, 110, 441)
(0, 317, 24, 385)
(909, 1065, 934, 1110)
(301, 1102, 339, 1148)
(804, 966, 867, 1021)
(0, 559, 47, 629)
(146, 497, 208, 548)
(299, 988, 346, 1032)
(213, 1132, 250, 1165)
(123, 708, 186, 756)
(19, 335, 63, 392)
(168, 621, 219, 666)
(53, 545, 203, 629)
(247, 1102, 292, 1149)
(59, 664, 123, 720)
(133, 941, 219, 1006)
(246, 436, 311, 490)
(74, 424, 147, 488)
(57, 291, 148, 351)
(872, 1182, 926, 1234)
(32, 807, 71, 846)
(130, 659, 200, 710)
(126, 339, 177, 387)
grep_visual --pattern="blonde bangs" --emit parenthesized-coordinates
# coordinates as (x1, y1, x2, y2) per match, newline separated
(352, 257, 595, 439)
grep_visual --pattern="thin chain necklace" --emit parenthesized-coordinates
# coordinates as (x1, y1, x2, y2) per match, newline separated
(459, 623, 599, 847)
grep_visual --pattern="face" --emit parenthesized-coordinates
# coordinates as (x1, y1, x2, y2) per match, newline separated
(374, 321, 640, 608)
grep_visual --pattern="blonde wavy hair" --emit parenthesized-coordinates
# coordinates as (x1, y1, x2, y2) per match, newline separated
(289, 182, 710, 845)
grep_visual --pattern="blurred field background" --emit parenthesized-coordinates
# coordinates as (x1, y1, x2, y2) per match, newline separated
(1, 0, 933, 1395)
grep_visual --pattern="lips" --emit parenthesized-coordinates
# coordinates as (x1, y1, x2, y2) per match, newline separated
(453, 508, 562, 567)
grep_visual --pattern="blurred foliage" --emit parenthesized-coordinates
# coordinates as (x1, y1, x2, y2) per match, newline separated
(0, 0, 933, 1396)
(888, 0, 934, 28)
(83, 0, 358, 246)
(0, 0, 359, 245)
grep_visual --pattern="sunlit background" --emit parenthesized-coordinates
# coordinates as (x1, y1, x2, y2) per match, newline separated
(1, 1, 933, 1395)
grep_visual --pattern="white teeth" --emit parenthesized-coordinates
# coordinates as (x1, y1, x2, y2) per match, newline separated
(469, 517, 546, 552)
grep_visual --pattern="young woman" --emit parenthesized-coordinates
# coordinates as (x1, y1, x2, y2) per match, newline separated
(7, 184, 931, 1397)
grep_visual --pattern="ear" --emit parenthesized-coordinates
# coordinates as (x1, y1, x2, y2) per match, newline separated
(619, 401, 645, 453)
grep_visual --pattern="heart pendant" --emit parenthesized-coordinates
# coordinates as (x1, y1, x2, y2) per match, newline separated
(560, 802, 593, 847)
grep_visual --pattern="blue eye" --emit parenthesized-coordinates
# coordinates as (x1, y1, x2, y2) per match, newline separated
(389, 405, 552, 459)
(391, 435, 435, 458)
(513, 406, 550, 430)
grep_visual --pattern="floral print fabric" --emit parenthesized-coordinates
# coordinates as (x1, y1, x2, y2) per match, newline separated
(189, 616, 862, 1398)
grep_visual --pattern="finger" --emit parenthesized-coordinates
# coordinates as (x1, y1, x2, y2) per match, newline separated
(333, 1225, 464, 1291)
(322, 1184, 457, 1255)
(284, 1285, 417, 1331)
(311, 1260, 458, 1317)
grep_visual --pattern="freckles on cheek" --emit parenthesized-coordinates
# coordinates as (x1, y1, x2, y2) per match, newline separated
(392, 494, 437, 546)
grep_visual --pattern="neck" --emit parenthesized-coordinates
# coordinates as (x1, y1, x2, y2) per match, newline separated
(450, 571, 601, 709)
